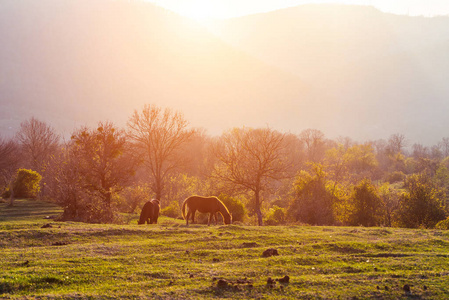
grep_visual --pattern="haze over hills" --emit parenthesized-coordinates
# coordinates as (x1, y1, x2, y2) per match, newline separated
(209, 4, 449, 144)
(1, 1, 449, 145)
(0, 0, 311, 137)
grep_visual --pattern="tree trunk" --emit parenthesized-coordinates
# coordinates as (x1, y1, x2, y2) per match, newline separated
(8, 180, 14, 207)
(255, 189, 263, 226)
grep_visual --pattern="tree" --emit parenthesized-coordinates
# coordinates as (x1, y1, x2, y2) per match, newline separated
(395, 174, 447, 228)
(440, 137, 449, 157)
(288, 165, 336, 225)
(47, 142, 84, 220)
(0, 137, 20, 197)
(71, 122, 137, 222)
(16, 117, 59, 172)
(299, 128, 326, 163)
(325, 143, 378, 185)
(127, 104, 194, 202)
(379, 183, 399, 227)
(347, 179, 383, 226)
(387, 133, 407, 155)
(213, 127, 294, 226)
(16, 117, 60, 199)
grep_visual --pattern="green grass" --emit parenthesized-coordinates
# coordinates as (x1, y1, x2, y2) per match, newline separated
(1, 199, 449, 299)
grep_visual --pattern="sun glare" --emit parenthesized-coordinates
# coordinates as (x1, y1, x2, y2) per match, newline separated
(175, 1, 227, 21)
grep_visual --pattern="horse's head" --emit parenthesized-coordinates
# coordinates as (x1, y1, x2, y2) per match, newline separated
(224, 213, 232, 225)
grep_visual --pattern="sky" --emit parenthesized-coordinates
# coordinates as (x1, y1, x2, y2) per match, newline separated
(147, 0, 449, 20)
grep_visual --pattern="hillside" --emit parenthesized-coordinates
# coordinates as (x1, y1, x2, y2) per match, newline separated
(2, 199, 449, 298)
(209, 5, 449, 143)
(0, 0, 311, 137)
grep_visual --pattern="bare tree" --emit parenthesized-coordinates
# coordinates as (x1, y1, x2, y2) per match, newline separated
(0, 137, 20, 203)
(213, 127, 294, 226)
(440, 137, 449, 157)
(16, 117, 60, 172)
(387, 133, 407, 155)
(127, 104, 194, 202)
(299, 128, 326, 162)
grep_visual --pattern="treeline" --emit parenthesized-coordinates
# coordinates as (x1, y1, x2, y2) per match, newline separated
(1, 104, 449, 228)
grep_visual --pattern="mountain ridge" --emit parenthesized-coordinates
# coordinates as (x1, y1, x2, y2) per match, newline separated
(1, 1, 448, 145)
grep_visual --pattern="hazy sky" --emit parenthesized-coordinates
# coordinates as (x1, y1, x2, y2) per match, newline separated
(147, 0, 449, 20)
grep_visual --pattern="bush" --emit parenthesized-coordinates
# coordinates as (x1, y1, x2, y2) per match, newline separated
(218, 194, 246, 223)
(395, 174, 447, 228)
(161, 201, 181, 218)
(264, 205, 286, 225)
(12, 169, 42, 198)
(435, 217, 449, 230)
(346, 178, 383, 227)
(385, 171, 406, 184)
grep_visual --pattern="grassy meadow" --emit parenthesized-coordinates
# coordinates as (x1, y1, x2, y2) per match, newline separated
(1, 199, 449, 299)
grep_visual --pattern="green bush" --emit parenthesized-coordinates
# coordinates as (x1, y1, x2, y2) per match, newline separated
(218, 194, 246, 223)
(161, 201, 181, 218)
(435, 217, 449, 230)
(264, 205, 286, 225)
(12, 169, 42, 198)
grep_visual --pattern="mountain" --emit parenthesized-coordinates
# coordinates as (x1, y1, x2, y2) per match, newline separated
(209, 5, 449, 144)
(1, 1, 449, 145)
(0, 0, 312, 137)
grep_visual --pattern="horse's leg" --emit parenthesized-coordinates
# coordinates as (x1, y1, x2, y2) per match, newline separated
(191, 210, 196, 224)
(208, 213, 213, 226)
(186, 210, 191, 226)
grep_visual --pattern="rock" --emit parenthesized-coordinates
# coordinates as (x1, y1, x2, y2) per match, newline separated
(262, 248, 279, 257)
(277, 275, 290, 284)
(403, 284, 411, 293)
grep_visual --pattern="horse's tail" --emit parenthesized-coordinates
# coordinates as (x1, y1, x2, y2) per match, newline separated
(181, 198, 188, 220)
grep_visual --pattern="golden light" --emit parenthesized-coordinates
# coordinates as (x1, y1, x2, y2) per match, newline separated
(171, 0, 232, 21)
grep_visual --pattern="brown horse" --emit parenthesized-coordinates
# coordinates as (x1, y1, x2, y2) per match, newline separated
(181, 195, 232, 226)
(138, 199, 160, 224)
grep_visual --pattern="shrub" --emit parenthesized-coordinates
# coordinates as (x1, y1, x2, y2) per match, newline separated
(385, 171, 406, 183)
(218, 194, 246, 223)
(12, 169, 42, 198)
(435, 217, 449, 230)
(264, 205, 286, 225)
(288, 166, 336, 225)
(346, 178, 384, 227)
(161, 201, 181, 218)
(395, 174, 447, 228)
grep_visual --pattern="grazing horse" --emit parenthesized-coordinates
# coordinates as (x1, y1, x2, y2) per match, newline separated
(181, 195, 232, 226)
(138, 199, 160, 225)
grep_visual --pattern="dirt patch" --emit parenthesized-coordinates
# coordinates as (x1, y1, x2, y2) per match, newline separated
(241, 242, 258, 248)
(262, 248, 279, 257)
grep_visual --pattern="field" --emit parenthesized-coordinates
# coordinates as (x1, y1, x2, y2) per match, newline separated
(1, 199, 449, 299)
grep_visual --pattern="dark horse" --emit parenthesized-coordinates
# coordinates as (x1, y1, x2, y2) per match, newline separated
(181, 195, 232, 226)
(138, 199, 160, 224)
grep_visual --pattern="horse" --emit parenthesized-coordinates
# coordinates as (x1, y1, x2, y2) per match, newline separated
(138, 199, 160, 225)
(181, 195, 232, 226)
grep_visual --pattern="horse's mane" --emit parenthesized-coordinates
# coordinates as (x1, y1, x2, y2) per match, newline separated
(215, 197, 230, 216)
